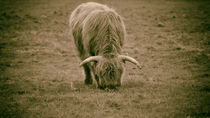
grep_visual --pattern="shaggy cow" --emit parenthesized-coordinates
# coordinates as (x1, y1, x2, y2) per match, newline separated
(69, 2, 141, 89)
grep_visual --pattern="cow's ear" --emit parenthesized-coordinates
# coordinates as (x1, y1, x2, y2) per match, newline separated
(80, 56, 102, 67)
(121, 59, 126, 64)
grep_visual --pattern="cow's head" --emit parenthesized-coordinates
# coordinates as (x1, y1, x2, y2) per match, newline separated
(80, 55, 141, 89)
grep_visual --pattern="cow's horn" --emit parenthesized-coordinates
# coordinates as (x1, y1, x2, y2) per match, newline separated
(118, 55, 142, 69)
(80, 56, 102, 66)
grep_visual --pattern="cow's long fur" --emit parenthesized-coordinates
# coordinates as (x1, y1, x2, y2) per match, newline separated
(70, 2, 126, 59)
(69, 2, 126, 88)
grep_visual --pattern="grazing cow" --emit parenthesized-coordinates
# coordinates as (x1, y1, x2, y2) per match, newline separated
(69, 2, 141, 89)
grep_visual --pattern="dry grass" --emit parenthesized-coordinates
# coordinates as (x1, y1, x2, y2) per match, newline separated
(0, 0, 209, 118)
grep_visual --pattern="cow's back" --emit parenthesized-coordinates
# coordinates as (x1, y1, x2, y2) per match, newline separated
(70, 2, 108, 29)
(69, 2, 109, 59)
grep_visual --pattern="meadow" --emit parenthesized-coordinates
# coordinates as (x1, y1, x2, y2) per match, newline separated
(0, 0, 209, 117)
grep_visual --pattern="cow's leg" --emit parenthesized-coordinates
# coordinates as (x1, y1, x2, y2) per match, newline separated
(94, 75, 100, 86)
(94, 75, 106, 89)
(83, 64, 93, 84)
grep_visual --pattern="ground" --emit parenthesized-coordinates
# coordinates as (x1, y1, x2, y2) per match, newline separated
(0, 0, 210, 118)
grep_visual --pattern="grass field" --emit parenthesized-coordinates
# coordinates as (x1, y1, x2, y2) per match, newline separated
(0, 0, 209, 117)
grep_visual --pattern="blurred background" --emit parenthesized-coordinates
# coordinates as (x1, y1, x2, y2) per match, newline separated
(0, 0, 209, 117)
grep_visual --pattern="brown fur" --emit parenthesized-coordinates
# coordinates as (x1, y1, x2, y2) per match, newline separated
(69, 2, 126, 88)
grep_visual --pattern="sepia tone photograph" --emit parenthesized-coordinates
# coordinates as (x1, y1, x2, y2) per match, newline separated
(0, 0, 209, 117)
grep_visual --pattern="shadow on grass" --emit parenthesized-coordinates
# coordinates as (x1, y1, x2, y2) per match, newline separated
(0, 40, 25, 117)
(0, 77, 23, 118)
(0, 52, 25, 118)
(187, 52, 210, 117)
(0, 11, 26, 118)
